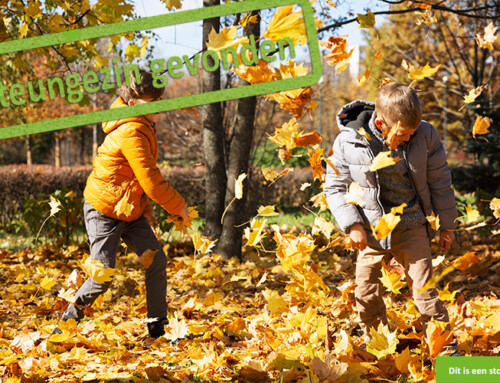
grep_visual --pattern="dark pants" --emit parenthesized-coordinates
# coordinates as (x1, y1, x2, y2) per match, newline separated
(61, 201, 167, 321)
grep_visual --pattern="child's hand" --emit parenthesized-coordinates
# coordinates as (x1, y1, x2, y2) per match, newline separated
(439, 230, 454, 253)
(349, 223, 367, 251)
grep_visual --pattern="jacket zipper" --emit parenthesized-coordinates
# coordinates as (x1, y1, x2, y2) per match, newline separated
(402, 139, 426, 215)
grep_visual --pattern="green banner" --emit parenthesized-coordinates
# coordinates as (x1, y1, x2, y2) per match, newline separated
(0, 0, 322, 140)
(436, 356, 500, 383)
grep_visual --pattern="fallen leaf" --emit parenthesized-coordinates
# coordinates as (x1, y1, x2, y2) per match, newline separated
(366, 323, 398, 359)
(370, 151, 402, 172)
(40, 276, 56, 290)
(472, 116, 490, 137)
(426, 320, 453, 357)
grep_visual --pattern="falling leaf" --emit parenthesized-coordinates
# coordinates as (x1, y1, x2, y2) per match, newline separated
(356, 65, 372, 86)
(257, 205, 279, 217)
(206, 26, 249, 56)
(371, 208, 404, 240)
(166, 206, 198, 233)
(19, 22, 29, 38)
(235, 173, 247, 199)
(262, 289, 288, 314)
(465, 204, 480, 222)
(472, 116, 490, 137)
(391, 203, 407, 215)
(312, 216, 335, 238)
(453, 251, 479, 271)
(357, 10, 375, 28)
(463, 85, 485, 105)
(262, 167, 279, 182)
(300, 183, 311, 191)
(308, 147, 325, 182)
(234, 59, 280, 84)
(140, 35, 149, 59)
(191, 230, 217, 254)
(310, 192, 329, 212)
(380, 261, 406, 294)
(320, 36, 354, 69)
(240, 14, 258, 27)
(370, 151, 402, 172)
(375, 52, 382, 61)
(324, 157, 341, 177)
(262, 5, 307, 46)
(416, 5, 437, 26)
(419, 265, 455, 293)
(426, 211, 440, 231)
(160, 0, 182, 11)
(294, 131, 322, 147)
(366, 323, 399, 359)
(67, 269, 83, 290)
(268, 119, 300, 151)
(490, 198, 500, 219)
(139, 249, 158, 269)
(345, 182, 365, 207)
(40, 276, 56, 290)
(49, 196, 61, 216)
(426, 320, 454, 357)
(358, 127, 371, 141)
(124, 43, 140, 62)
(384, 120, 401, 150)
(114, 189, 133, 218)
(79, 257, 116, 284)
(475, 22, 497, 50)
(244, 218, 267, 247)
(438, 283, 458, 303)
(432, 255, 446, 268)
(402, 59, 440, 80)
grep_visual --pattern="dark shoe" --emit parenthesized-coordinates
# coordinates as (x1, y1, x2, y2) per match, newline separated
(51, 327, 63, 335)
(147, 317, 168, 339)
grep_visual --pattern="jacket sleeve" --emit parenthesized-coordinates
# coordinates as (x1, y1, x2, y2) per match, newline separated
(121, 125, 186, 215)
(426, 124, 457, 230)
(324, 133, 364, 233)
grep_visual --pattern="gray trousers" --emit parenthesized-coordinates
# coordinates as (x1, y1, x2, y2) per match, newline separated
(61, 200, 167, 321)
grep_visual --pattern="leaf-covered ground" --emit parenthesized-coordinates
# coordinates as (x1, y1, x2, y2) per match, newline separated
(0, 230, 499, 383)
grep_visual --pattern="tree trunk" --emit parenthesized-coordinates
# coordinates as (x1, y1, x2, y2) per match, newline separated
(218, 12, 260, 260)
(55, 132, 61, 168)
(201, 0, 226, 240)
(26, 135, 32, 165)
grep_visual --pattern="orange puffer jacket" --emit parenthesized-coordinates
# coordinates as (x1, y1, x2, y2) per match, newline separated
(83, 97, 185, 221)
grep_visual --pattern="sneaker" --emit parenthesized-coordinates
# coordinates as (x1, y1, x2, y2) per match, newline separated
(147, 317, 168, 339)
(51, 327, 63, 335)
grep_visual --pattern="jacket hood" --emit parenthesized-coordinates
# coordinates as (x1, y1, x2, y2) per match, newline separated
(102, 97, 151, 134)
(336, 100, 375, 134)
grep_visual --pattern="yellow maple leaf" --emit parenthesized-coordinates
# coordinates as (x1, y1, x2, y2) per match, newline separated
(279, 59, 309, 79)
(268, 119, 300, 150)
(358, 127, 371, 141)
(124, 43, 140, 62)
(262, 167, 279, 182)
(379, 261, 406, 294)
(234, 59, 280, 84)
(391, 203, 407, 215)
(164, 312, 188, 341)
(166, 206, 198, 233)
(257, 205, 279, 217)
(308, 147, 325, 182)
(395, 347, 420, 373)
(375, 51, 383, 61)
(426, 320, 454, 357)
(160, 0, 182, 11)
(416, 5, 437, 26)
(114, 189, 133, 218)
(40, 276, 56, 290)
(371, 211, 401, 240)
(310, 191, 329, 212)
(49, 196, 62, 216)
(402, 59, 440, 80)
(268, 168, 295, 186)
(243, 218, 267, 247)
(472, 116, 490, 137)
(79, 257, 116, 284)
(366, 323, 398, 359)
(465, 204, 480, 222)
(490, 198, 500, 219)
(312, 216, 334, 238)
(345, 182, 365, 207)
(370, 151, 402, 172)
(206, 26, 249, 55)
(357, 10, 375, 28)
(438, 282, 458, 304)
(426, 211, 440, 231)
(267, 87, 315, 120)
(191, 230, 217, 254)
(463, 85, 485, 105)
(262, 5, 307, 46)
(240, 14, 258, 27)
(356, 65, 372, 87)
(262, 289, 288, 315)
(475, 22, 497, 50)
(294, 131, 322, 148)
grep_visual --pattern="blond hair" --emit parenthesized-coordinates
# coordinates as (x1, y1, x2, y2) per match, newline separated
(376, 83, 422, 129)
(117, 69, 164, 104)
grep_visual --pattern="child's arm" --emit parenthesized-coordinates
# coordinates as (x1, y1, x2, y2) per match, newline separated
(122, 125, 186, 216)
(324, 134, 365, 237)
(425, 123, 458, 251)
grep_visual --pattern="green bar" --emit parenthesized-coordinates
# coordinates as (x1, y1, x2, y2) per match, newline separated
(436, 356, 500, 383)
(0, 0, 322, 140)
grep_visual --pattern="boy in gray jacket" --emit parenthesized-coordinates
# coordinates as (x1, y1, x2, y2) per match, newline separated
(325, 82, 459, 355)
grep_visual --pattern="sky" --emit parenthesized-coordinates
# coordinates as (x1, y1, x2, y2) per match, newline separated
(133, 0, 387, 60)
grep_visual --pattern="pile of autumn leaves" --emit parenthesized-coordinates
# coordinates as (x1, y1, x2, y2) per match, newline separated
(0, 196, 499, 382)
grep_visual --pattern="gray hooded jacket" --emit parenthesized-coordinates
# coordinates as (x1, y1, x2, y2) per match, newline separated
(324, 100, 457, 249)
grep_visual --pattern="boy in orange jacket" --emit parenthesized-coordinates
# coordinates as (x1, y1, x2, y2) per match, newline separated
(56, 70, 188, 338)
